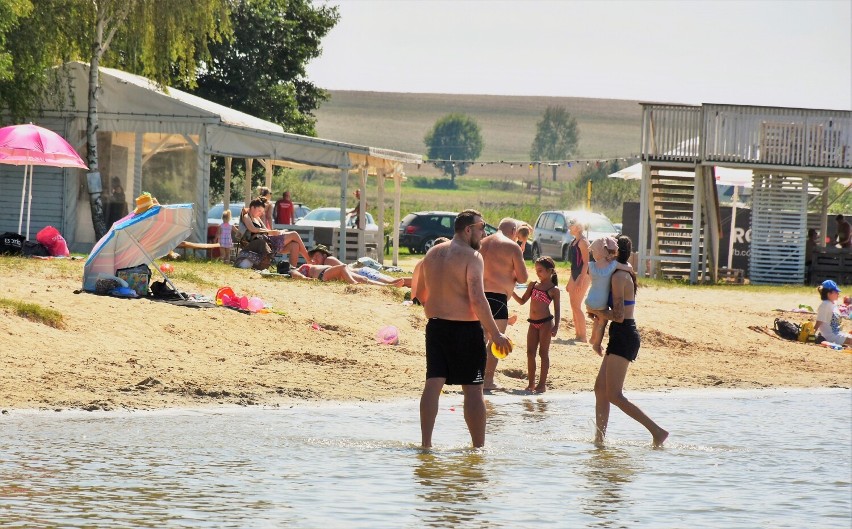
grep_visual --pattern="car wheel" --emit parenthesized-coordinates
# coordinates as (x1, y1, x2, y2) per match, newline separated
(531, 243, 541, 261)
(422, 238, 437, 253)
(561, 245, 570, 262)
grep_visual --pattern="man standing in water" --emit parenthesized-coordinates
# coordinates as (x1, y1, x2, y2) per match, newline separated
(480, 218, 528, 391)
(413, 209, 511, 448)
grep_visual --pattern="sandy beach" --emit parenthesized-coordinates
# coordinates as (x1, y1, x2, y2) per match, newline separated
(0, 256, 849, 412)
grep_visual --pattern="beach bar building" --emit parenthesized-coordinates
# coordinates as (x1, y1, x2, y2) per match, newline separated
(636, 102, 852, 284)
(0, 62, 421, 263)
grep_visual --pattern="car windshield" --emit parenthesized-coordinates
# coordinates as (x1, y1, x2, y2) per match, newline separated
(303, 209, 342, 222)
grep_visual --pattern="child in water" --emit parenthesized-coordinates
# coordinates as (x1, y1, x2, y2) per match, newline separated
(214, 209, 239, 264)
(586, 237, 632, 355)
(512, 256, 560, 393)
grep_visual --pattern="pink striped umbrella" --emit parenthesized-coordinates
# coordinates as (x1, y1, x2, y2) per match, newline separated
(84, 203, 193, 297)
(0, 123, 88, 239)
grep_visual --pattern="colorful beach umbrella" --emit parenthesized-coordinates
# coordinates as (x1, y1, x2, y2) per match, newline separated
(0, 123, 88, 240)
(83, 203, 193, 297)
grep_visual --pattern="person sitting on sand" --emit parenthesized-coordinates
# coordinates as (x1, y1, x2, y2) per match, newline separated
(815, 279, 852, 346)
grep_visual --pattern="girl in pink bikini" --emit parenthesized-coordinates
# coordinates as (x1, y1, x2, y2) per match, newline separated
(513, 256, 561, 393)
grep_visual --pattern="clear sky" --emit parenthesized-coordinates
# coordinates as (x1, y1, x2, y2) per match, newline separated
(307, 0, 852, 110)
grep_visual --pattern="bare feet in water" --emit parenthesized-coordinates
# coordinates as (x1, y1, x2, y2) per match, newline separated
(653, 428, 669, 447)
(534, 384, 546, 394)
(524, 386, 535, 393)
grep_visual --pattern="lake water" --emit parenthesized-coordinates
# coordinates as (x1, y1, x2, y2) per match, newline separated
(1, 388, 849, 528)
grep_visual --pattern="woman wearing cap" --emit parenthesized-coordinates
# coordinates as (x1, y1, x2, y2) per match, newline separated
(815, 280, 852, 346)
(565, 218, 592, 342)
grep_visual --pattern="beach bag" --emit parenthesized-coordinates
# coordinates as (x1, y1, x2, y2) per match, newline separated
(0, 232, 24, 254)
(116, 264, 152, 296)
(774, 318, 801, 341)
(22, 240, 50, 257)
(798, 320, 815, 342)
(36, 226, 70, 257)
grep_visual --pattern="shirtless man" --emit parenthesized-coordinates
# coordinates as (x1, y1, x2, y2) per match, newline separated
(479, 218, 529, 390)
(413, 210, 510, 448)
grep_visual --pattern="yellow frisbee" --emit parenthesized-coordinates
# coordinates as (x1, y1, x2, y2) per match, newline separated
(491, 338, 514, 359)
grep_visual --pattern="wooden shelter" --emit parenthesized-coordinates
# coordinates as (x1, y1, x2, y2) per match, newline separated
(637, 103, 852, 284)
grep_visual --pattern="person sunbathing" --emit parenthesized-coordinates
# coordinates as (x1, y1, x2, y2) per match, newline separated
(290, 262, 387, 285)
(304, 244, 409, 287)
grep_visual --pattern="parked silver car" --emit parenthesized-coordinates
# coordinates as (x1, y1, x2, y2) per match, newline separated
(531, 210, 619, 261)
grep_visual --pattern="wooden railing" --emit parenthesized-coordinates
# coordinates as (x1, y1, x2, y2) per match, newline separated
(703, 104, 852, 169)
(641, 104, 702, 162)
(641, 103, 852, 171)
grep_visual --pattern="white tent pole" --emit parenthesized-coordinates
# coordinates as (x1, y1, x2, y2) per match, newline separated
(393, 174, 401, 266)
(18, 165, 27, 236)
(338, 167, 348, 262)
(727, 185, 738, 269)
(26, 165, 34, 240)
(376, 169, 386, 263)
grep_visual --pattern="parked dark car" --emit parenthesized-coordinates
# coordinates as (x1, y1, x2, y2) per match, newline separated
(399, 211, 496, 254)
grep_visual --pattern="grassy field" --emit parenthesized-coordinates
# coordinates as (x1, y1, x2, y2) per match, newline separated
(314, 90, 643, 162)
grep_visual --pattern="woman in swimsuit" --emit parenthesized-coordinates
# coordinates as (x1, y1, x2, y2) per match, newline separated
(565, 218, 591, 342)
(290, 261, 390, 285)
(587, 235, 668, 447)
(513, 256, 560, 393)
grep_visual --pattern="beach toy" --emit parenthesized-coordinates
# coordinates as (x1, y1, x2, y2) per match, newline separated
(247, 296, 264, 313)
(239, 296, 249, 310)
(375, 325, 399, 345)
(491, 338, 514, 359)
(160, 263, 174, 274)
(215, 286, 235, 305)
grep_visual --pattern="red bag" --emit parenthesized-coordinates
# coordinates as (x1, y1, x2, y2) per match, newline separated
(36, 226, 70, 257)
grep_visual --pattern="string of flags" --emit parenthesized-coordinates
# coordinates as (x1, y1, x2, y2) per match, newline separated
(415, 155, 640, 170)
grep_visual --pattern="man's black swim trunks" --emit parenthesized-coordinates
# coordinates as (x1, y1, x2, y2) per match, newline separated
(485, 292, 509, 320)
(425, 318, 486, 385)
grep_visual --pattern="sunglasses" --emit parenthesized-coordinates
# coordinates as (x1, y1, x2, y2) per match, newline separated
(468, 221, 486, 230)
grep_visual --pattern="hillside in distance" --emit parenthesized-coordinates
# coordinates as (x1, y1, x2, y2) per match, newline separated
(314, 90, 644, 162)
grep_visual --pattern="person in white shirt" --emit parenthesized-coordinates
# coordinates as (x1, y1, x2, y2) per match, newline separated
(815, 279, 852, 346)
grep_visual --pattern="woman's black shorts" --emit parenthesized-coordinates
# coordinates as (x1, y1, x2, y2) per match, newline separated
(606, 319, 640, 362)
(425, 318, 486, 385)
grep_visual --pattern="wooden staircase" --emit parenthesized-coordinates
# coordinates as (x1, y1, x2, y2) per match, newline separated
(649, 171, 705, 280)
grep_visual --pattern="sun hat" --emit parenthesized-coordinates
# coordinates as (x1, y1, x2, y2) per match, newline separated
(820, 279, 841, 293)
(133, 192, 155, 214)
(308, 244, 331, 256)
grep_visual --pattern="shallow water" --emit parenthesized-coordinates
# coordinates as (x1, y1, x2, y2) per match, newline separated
(0, 389, 849, 528)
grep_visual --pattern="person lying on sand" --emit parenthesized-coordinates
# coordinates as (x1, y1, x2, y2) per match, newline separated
(305, 244, 409, 287)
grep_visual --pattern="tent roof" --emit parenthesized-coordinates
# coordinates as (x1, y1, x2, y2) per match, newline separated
(59, 62, 421, 173)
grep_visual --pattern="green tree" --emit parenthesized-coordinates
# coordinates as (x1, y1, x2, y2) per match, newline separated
(2, 0, 233, 239)
(180, 0, 339, 137)
(424, 113, 483, 184)
(530, 106, 579, 163)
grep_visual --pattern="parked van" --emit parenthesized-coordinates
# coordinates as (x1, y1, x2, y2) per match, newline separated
(531, 210, 619, 261)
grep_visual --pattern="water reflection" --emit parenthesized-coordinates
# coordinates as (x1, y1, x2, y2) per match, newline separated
(521, 398, 550, 422)
(414, 451, 489, 528)
(579, 447, 640, 529)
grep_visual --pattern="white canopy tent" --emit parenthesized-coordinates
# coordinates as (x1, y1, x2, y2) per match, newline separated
(0, 62, 421, 262)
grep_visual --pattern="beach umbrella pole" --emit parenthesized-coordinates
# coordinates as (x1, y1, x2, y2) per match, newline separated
(126, 231, 187, 300)
(17, 165, 27, 236)
(26, 165, 33, 240)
